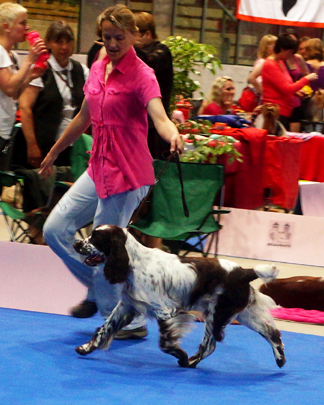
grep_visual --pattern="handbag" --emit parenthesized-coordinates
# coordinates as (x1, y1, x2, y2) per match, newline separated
(0, 124, 20, 172)
(238, 86, 260, 112)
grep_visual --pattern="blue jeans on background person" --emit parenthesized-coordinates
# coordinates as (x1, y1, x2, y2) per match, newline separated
(43, 170, 149, 328)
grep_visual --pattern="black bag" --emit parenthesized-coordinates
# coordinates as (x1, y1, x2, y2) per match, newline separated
(0, 124, 20, 172)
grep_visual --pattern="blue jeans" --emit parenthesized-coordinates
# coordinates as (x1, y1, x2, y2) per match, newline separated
(43, 171, 149, 327)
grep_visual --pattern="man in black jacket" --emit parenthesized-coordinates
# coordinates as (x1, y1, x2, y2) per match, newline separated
(133, 12, 174, 159)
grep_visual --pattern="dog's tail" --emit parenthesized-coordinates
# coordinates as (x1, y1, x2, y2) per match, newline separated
(225, 263, 278, 287)
(253, 263, 279, 284)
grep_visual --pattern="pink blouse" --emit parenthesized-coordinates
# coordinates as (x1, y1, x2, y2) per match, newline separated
(84, 47, 161, 198)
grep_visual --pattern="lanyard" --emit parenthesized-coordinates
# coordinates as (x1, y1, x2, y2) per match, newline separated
(48, 62, 76, 107)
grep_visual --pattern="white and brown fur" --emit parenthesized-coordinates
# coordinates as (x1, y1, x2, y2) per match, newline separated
(262, 103, 284, 136)
(260, 276, 324, 311)
(73, 225, 286, 369)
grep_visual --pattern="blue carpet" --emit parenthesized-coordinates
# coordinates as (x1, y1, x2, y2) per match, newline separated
(0, 307, 323, 405)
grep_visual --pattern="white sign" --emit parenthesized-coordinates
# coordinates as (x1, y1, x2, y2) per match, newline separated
(237, 0, 324, 27)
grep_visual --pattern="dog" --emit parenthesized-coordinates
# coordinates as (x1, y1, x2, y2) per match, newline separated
(260, 276, 324, 311)
(306, 90, 324, 122)
(73, 225, 286, 369)
(261, 103, 283, 136)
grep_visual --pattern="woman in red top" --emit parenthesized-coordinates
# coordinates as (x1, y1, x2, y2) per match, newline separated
(262, 33, 317, 130)
(197, 76, 238, 115)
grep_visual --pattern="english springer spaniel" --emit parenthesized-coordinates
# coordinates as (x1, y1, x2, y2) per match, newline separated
(260, 276, 324, 311)
(73, 225, 286, 369)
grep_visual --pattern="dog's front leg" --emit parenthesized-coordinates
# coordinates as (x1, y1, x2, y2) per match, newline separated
(75, 302, 136, 356)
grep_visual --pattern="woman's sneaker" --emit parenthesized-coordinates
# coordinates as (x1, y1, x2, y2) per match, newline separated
(70, 300, 98, 318)
(114, 326, 148, 340)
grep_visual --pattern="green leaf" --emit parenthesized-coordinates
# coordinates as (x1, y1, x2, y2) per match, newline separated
(162, 36, 221, 109)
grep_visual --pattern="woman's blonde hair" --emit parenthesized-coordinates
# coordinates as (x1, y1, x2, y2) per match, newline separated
(98, 4, 138, 35)
(0, 2, 27, 27)
(205, 76, 234, 105)
(133, 12, 157, 40)
(258, 35, 277, 59)
(305, 38, 324, 61)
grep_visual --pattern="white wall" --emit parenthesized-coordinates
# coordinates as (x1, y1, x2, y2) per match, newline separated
(191, 64, 253, 101)
(16, 51, 252, 101)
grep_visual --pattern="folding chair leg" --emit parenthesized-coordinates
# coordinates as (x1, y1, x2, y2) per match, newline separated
(1, 214, 32, 243)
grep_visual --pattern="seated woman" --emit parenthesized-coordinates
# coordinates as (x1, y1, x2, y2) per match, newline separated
(197, 76, 238, 116)
(261, 34, 317, 131)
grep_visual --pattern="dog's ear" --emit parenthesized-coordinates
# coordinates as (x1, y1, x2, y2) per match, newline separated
(102, 226, 130, 284)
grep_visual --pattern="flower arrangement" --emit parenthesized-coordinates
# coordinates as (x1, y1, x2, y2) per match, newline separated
(178, 120, 243, 165)
(177, 119, 213, 135)
(181, 135, 243, 165)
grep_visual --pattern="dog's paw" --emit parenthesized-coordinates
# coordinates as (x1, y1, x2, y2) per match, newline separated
(177, 355, 189, 368)
(75, 345, 87, 355)
(75, 343, 95, 356)
(188, 357, 199, 368)
(276, 355, 286, 368)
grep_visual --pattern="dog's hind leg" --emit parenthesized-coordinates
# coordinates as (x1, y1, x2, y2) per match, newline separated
(187, 312, 217, 368)
(75, 302, 136, 356)
(236, 290, 286, 368)
(187, 297, 240, 368)
(188, 282, 254, 369)
(158, 311, 195, 368)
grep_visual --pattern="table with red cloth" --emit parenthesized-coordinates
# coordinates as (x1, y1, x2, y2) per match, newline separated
(300, 135, 324, 182)
(213, 127, 305, 211)
(263, 136, 304, 210)
(215, 127, 267, 210)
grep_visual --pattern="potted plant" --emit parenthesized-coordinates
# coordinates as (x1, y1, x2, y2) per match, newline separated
(162, 36, 221, 110)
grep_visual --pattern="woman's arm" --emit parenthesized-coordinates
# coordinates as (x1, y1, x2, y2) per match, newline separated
(263, 60, 316, 95)
(247, 59, 265, 95)
(197, 100, 208, 115)
(147, 97, 183, 153)
(295, 53, 310, 76)
(39, 99, 92, 178)
(0, 39, 47, 99)
(19, 85, 42, 168)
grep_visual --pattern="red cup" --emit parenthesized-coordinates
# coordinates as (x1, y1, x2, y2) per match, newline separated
(26, 31, 49, 70)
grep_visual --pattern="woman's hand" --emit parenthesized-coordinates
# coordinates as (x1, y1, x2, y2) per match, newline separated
(306, 73, 318, 81)
(39, 151, 57, 179)
(30, 62, 48, 80)
(27, 144, 43, 168)
(26, 38, 48, 65)
(169, 133, 184, 154)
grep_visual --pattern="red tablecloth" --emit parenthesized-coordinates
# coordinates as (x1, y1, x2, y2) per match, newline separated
(264, 136, 304, 210)
(220, 127, 267, 209)
(300, 135, 324, 182)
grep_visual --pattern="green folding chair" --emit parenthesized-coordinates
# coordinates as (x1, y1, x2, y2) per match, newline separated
(0, 171, 32, 242)
(0, 134, 93, 243)
(70, 133, 93, 181)
(129, 160, 229, 256)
